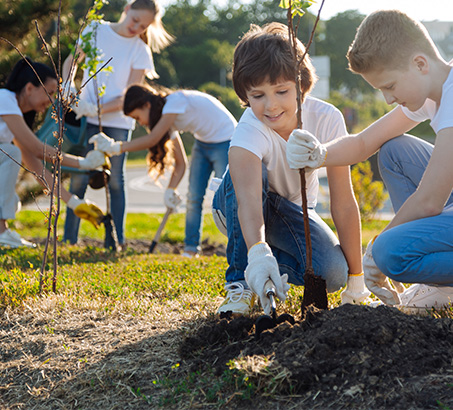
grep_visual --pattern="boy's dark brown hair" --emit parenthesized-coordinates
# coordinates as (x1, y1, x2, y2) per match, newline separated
(123, 83, 173, 180)
(347, 10, 440, 74)
(232, 22, 317, 107)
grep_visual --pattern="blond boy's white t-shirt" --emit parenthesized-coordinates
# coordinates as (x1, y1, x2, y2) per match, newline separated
(401, 66, 453, 133)
(230, 95, 348, 207)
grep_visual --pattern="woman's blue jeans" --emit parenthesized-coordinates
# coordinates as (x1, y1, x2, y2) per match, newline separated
(185, 139, 229, 253)
(63, 124, 131, 246)
(212, 166, 348, 292)
(373, 134, 453, 285)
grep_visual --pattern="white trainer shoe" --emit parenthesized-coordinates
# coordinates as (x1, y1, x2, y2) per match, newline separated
(0, 229, 36, 248)
(399, 283, 453, 314)
(217, 282, 256, 315)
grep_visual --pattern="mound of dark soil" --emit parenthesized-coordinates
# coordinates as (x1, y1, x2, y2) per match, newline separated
(180, 304, 453, 409)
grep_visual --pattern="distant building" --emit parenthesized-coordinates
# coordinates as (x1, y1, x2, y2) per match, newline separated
(422, 20, 453, 61)
(311, 55, 330, 100)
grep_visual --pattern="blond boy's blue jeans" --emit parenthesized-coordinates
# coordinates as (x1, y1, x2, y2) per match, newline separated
(374, 134, 453, 285)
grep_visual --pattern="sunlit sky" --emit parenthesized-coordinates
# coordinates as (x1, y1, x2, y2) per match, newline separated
(160, 0, 453, 22)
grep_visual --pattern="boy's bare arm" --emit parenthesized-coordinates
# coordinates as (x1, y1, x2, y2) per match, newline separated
(327, 165, 362, 274)
(385, 127, 453, 230)
(229, 147, 265, 250)
(324, 106, 419, 166)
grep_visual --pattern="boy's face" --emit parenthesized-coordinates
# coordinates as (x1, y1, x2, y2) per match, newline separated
(361, 60, 429, 112)
(245, 78, 298, 140)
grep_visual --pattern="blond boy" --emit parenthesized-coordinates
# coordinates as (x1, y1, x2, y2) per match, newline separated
(287, 10, 453, 312)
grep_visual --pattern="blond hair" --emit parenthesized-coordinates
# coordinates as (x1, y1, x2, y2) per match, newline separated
(232, 22, 317, 107)
(129, 0, 174, 52)
(347, 9, 439, 73)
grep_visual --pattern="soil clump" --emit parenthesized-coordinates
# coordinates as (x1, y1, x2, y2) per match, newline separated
(180, 304, 453, 409)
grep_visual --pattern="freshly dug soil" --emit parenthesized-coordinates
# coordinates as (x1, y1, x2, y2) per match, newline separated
(180, 304, 453, 409)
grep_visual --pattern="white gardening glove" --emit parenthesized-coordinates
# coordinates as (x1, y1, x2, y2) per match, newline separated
(67, 195, 104, 229)
(363, 238, 405, 306)
(88, 132, 122, 156)
(78, 150, 109, 170)
(286, 129, 328, 171)
(341, 273, 371, 305)
(245, 242, 291, 315)
(164, 188, 182, 210)
(71, 99, 98, 120)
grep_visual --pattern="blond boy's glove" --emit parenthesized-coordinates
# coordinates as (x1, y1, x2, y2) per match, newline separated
(78, 150, 108, 170)
(72, 100, 98, 120)
(363, 239, 405, 305)
(67, 195, 104, 229)
(340, 273, 371, 305)
(245, 242, 290, 315)
(164, 188, 182, 210)
(286, 129, 328, 171)
(89, 132, 122, 156)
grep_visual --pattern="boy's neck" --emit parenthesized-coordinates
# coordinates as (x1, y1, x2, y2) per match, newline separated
(429, 60, 451, 104)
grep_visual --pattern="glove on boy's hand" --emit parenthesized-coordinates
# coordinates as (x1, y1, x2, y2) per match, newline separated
(286, 129, 328, 171)
(67, 195, 104, 229)
(340, 273, 371, 305)
(78, 150, 109, 170)
(245, 242, 290, 315)
(72, 100, 98, 120)
(363, 239, 404, 305)
(164, 188, 182, 210)
(89, 132, 122, 156)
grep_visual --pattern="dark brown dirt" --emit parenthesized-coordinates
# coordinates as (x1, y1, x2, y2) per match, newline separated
(180, 304, 453, 409)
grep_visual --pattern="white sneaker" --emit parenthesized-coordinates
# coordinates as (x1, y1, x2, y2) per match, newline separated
(399, 284, 453, 314)
(0, 229, 36, 248)
(217, 282, 256, 315)
(182, 251, 199, 258)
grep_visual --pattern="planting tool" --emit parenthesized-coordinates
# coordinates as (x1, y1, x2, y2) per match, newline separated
(299, 169, 328, 312)
(102, 167, 120, 252)
(255, 279, 295, 340)
(149, 207, 173, 253)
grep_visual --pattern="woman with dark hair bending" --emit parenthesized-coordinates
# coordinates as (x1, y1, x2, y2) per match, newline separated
(90, 83, 237, 257)
(0, 57, 106, 248)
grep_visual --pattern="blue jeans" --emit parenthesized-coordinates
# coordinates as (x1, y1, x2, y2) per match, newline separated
(63, 124, 131, 245)
(373, 134, 453, 285)
(185, 139, 229, 253)
(212, 166, 348, 292)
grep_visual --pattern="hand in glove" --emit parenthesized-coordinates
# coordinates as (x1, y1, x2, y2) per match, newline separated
(78, 150, 109, 170)
(363, 238, 405, 305)
(245, 242, 291, 315)
(67, 195, 104, 229)
(286, 129, 328, 171)
(89, 132, 122, 156)
(164, 188, 182, 210)
(340, 273, 371, 305)
(71, 100, 98, 120)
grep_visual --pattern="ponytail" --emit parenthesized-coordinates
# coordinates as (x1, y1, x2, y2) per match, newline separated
(129, 0, 174, 52)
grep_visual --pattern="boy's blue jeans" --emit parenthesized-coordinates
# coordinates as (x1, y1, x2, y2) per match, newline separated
(212, 166, 348, 292)
(374, 134, 453, 285)
(184, 139, 229, 253)
(63, 124, 131, 246)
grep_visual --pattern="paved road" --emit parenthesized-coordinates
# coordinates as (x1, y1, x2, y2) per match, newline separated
(24, 165, 395, 219)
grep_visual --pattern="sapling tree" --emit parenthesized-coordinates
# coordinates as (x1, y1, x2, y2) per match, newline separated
(279, 0, 328, 312)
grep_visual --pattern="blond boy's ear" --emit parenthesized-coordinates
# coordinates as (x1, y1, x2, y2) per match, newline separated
(413, 55, 429, 73)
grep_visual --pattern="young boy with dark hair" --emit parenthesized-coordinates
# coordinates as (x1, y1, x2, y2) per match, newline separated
(212, 22, 369, 316)
(287, 9, 453, 313)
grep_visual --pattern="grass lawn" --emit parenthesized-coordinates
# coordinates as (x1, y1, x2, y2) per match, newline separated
(0, 210, 391, 409)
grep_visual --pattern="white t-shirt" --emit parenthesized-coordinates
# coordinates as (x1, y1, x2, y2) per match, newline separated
(79, 21, 155, 130)
(0, 89, 23, 144)
(230, 96, 347, 207)
(162, 90, 237, 143)
(401, 66, 453, 133)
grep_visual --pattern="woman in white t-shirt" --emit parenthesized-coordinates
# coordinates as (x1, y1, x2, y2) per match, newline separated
(62, 0, 173, 249)
(0, 58, 106, 248)
(90, 83, 237, 256)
